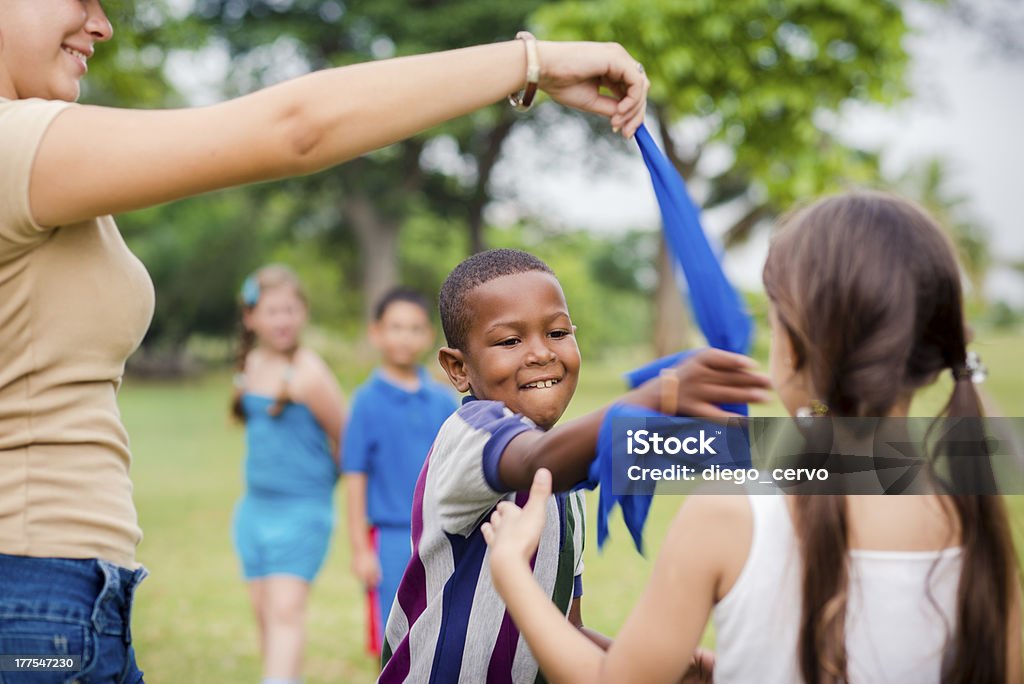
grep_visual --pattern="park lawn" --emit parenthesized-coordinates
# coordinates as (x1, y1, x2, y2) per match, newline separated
(125, 335, 1024, 682)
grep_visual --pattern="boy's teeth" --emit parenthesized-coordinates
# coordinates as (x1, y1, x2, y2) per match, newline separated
(525, 379, 559, 389)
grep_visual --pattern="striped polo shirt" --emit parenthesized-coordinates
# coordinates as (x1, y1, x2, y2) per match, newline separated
(379, 399, 586, 684)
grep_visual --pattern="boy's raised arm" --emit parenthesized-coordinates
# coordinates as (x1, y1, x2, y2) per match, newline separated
(497, 349, 770, 491)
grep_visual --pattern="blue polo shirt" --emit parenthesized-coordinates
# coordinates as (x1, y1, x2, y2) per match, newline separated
(342, 367, 458, 528)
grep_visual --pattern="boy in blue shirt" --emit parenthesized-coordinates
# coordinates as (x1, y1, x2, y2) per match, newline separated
(343, 288, 458, 655)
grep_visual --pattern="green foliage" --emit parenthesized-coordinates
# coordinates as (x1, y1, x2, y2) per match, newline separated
(534, 0, 908, 211)
(84, 0, 929, 362)
(187, 0, 561, 305)
(894, 157, 992, 302)
(394, 214, 657, 355)
(83, 1, 202, 107)
(118, 188, 282, 350)
(487, 224, 656, 357)
(396, 209, 472, 308)
(984, 301, 1024, 331)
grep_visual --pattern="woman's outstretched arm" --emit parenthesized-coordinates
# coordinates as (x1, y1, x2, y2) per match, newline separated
(31, 40, 648, 227)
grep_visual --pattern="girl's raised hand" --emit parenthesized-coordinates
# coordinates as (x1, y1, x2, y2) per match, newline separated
(482, 468, 552, 566)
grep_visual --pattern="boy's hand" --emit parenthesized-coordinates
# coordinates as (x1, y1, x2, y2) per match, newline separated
(482, 468, 551, 566)
(352, 548, 381, 588)
(633, 348, 771, 418)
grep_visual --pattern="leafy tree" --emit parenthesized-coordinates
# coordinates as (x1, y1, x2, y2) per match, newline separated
(85, 1, 929, 361)
(894, 157, 991, 305)
(188, 0, 556, 318)
(83, 1, 199, 107)
(535, 0, 911, 352)
(486, 224, 655, 357)
(115, 189, 285, 372)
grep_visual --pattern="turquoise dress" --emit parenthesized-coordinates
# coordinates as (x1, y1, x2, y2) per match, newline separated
(232, 394, 338, 581)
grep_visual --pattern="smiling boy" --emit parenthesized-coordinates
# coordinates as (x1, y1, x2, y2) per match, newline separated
(378, 249, 769, 683)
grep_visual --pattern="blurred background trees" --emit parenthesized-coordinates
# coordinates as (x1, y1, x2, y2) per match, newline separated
(82, 0, 1017, 374)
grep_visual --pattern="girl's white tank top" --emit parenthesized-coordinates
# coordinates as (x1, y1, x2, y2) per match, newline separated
(713, 494, 962, 683)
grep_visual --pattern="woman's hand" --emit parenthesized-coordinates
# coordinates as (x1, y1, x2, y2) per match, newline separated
(537, 41, 649, 138)
(482, 468, 553, 573)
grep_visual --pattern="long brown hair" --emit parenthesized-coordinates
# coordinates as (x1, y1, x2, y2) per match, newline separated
(762, 191, 1018, 683)
(231, 264, 308, 422)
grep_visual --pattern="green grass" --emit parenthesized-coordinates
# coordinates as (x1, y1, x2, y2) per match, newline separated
(124, 335, 1024, 682)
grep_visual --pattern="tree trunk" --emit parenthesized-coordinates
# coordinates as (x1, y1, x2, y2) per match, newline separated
(347, 192, 400, 321)
(653, 237, 693, 356)
(467, 114, 517, 254)
(652, 107, 698, 356)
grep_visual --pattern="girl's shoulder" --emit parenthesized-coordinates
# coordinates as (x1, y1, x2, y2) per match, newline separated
(287, 347, 341, 401)
(666, 493, 756, 602)
(242, 347, 330, 397)
(290, 347, 332, 380)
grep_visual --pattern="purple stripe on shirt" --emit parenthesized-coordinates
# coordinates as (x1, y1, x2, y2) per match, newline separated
(456, 399, 512, 431)
(486, 611, 518, 684)
(486, 491, 534, 683)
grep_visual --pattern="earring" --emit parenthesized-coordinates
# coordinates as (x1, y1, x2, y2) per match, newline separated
(796, 399, 828, 428)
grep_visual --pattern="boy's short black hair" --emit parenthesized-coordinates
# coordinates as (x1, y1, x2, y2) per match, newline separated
(374, 287, 431, 321)
(439, 249, 554, 350)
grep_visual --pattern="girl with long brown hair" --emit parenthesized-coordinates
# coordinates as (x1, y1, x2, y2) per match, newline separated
(482, 191, 1022, 683)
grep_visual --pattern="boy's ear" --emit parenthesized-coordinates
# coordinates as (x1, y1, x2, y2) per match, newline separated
(438, 347, 470, 393)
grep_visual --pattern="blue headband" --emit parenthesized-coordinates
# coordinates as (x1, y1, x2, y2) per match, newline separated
(241, 275, 261, 307)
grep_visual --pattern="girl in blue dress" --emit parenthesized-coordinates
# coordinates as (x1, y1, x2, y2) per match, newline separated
(231, 264, 346, 684)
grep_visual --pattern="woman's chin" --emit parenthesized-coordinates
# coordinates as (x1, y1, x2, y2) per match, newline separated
(50, 81, 81, 102)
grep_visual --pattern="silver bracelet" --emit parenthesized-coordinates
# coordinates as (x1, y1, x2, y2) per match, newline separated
(509, 31, 540, 112)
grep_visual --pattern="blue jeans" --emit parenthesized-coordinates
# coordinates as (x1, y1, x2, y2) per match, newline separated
(0, 554, 147, 683)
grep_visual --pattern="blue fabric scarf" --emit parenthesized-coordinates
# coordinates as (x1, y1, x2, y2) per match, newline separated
(578, 123, 753, 553)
